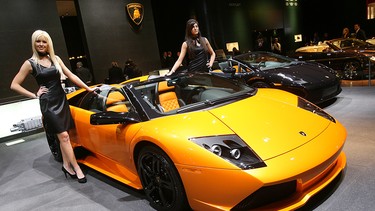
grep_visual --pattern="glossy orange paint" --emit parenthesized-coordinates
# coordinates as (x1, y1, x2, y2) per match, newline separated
(66, 80, 346, 210)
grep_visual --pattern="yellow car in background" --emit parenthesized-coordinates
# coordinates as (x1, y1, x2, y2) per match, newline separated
(46, 73, 346, 210)
(292, 38, 375, 80)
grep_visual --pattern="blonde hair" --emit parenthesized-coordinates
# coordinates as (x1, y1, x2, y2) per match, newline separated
(31, 30, 63, 76)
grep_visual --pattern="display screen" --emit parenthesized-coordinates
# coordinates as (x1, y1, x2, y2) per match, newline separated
(226, 42, 239, 52)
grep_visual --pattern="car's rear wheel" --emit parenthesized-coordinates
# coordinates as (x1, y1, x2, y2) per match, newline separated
(137, 145, 190, 211)
(45, 133, 62, 162)
(343, 61, 361, 80)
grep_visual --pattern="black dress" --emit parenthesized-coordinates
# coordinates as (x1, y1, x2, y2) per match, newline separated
(187, 38, 209, 73)
(29, 59, 74, 134)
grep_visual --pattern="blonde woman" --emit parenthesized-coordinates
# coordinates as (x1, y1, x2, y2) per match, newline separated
(342, 27, 350, 38)
(10, 30, 96, 183)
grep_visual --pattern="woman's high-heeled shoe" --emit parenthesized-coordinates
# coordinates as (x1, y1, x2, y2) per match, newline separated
(62, 166, 78, 179)
(77, 176, 87, 183)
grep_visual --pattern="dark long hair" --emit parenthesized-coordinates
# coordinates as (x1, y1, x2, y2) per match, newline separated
(185, 19, 208, 59)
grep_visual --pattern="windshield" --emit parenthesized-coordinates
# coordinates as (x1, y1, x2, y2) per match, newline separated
(330, 39, 368, 49)
(233, 52, 299, 70)
(131, 73, 255, 114)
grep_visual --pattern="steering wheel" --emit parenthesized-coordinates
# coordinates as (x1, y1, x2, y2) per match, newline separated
(186, 87, 206, 103)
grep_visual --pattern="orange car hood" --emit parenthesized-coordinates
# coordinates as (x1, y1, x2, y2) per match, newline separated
(208, 92, 331, 160)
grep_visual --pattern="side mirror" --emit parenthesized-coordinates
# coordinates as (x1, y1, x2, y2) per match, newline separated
(90, 111, 141, 125)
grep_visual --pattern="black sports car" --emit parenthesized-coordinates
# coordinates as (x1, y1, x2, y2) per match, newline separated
(292, 38, 375, 80)
(211, 51, 341, 104)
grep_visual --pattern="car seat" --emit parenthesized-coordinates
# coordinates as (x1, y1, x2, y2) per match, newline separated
(105, 91, 128, 112)
(156, 81, 185, 112)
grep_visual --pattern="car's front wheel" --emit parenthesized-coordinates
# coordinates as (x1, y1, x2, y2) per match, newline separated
(137, 145, 190, 211)
(45, 133, 62, 162)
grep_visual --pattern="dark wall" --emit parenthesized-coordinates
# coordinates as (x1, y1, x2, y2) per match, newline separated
(232, 0, 285, 52)
(151, 0, 192, 55)
(76, 0, 160, 83)
(0, 0, 69, 103)
(152, 0, 371, 56)
(152, 0, 286, 56)
(298, 0, 369, 47)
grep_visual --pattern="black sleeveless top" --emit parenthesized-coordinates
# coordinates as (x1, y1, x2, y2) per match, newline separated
(187, 37, 209, 73)
(29, 58, 74, 133)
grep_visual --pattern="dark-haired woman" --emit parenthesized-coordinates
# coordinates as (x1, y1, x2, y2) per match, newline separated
(167, 19, 215, 75)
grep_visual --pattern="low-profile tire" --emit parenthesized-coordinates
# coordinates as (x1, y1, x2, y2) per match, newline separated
(137, 145, 190, 211)
(45, 133, 62, 162)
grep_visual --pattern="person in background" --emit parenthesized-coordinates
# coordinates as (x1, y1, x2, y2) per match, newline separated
(255, 33, 268, 51)
(75, 61, 93, 85)
(10, 30, 96, 183)
(311, 32, 320, 45)
(271, 37, 282, 54)
(166, 51, 175, 68)
(167, 19, 215, 75)
(354, 23, 367, 41)
(342, 27, 350, 38)
(123, 59, 142, 79)
(232, 47, 241, 56)
(322, 32, 330, 41)
(161, 51, 168, 68)
(107, 61, 125, 84)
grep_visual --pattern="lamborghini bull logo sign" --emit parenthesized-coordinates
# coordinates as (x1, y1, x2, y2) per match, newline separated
(126, 3, 144, 30)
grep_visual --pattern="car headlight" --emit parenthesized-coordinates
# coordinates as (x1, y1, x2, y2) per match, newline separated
(190, 135, 266, 170)
(298, 97, 336, 123)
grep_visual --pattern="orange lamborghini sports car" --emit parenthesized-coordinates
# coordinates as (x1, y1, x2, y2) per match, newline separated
(46, 72, 346, 210)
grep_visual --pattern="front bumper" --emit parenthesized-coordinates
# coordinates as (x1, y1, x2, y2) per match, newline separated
(176, 151, 346, 211)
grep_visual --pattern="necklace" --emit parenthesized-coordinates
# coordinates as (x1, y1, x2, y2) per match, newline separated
(37, 51, 48, 57)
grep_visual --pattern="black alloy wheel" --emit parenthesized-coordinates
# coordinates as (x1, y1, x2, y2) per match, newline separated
(137, 146, 190, 211)
(343, 61, 361, 80)
(45, 133, 62, 162)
